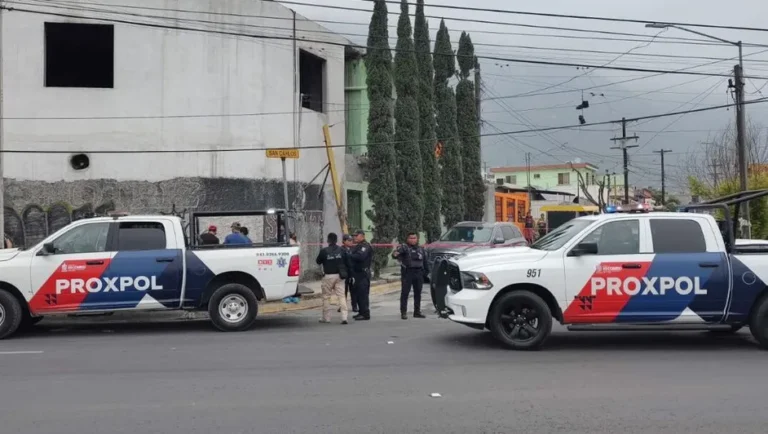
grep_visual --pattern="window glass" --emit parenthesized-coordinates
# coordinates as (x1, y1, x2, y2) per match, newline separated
(52, 223, 110, 254)
(532, 219, 594, 251)
(440, 225, 493, 243)
(580, 220, 640, 255)
(501, 226, 516, 240)
(650, 219, 706, 253)
(117, 222, 167, 251)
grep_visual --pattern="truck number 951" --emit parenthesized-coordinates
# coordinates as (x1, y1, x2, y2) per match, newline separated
(526, 269, 541, 278)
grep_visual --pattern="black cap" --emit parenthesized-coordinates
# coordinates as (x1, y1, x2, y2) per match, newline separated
(353, 229, 365, 236)
(342, 234, 353, 241)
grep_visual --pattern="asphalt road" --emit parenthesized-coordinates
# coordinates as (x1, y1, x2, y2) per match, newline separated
(1, 293, 767, 434)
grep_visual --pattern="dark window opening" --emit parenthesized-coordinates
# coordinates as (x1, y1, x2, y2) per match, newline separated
(650, 219, 706, 253)
(117, 222, 167, 251)
(300, 50, 325, 112)
(70, 154, 90, 170)
(45, 22, 114, 88)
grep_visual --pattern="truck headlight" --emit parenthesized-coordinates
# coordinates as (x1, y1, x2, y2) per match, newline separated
(461, 271, 493, 290)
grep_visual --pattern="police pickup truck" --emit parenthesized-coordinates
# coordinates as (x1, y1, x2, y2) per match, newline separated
(0, 211, 301, 339)
(439, 191, 768, 350)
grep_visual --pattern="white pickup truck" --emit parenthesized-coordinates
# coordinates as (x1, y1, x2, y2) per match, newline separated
(0, 211, 301, 339)
(439, 192, 768, 350)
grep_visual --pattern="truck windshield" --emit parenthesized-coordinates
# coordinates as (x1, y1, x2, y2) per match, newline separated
(531, 219, 595, 251)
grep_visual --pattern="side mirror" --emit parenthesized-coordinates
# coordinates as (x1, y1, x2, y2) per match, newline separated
(37, 242, 56, 256)
(492, 237, 505, 245)
(569, 242, 598, 257)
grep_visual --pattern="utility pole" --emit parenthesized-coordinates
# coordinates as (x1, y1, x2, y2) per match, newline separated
(0, 4, 5, 240)
(653, 149, 672, 205)
(710, 159, 721, 188)
(610, 118, 639, 204)
(605, 169, 611, 206)
(474, 58, 482, 136)
(525, 152, 532, 203)
(734, 63, 751, 237)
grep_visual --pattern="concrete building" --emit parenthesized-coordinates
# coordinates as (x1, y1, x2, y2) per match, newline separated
(1, 0, 354, 271)
(489, 162, 627, 206)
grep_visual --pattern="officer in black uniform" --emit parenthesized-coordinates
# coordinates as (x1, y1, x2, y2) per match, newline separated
(350, 229, 373, 321)
(342, 234, 358, 312)
(392, 232, 429, 320)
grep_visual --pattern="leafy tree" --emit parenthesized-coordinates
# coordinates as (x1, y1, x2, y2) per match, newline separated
(365, 0, 398, 275)
(393, 0, 424, 243)
(414, 0, 442, 242)
(456, 32, 485, 221)
(689, 175, 768, 238)
(434, 20, 465, 228)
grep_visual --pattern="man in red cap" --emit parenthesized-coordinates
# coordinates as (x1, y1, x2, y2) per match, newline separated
(200, 225, 220, 245)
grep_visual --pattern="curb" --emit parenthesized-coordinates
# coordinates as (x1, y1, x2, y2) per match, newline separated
(39, 280, 403, 325)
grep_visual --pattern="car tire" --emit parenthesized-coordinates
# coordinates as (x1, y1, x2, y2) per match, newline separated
(430, 260, 448, 312)
(208, 283, 259, 332)
(489, 290, 552, 351)
(750, 295, 768, 349)
(0, 289, 23, 340)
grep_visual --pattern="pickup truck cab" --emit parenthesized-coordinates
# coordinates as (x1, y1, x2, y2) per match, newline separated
(441, 196, 768, 350)
(0, 211, 300, 339)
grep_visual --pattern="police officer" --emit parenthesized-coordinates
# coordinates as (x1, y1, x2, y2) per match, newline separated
(342, 234, 358, 313)
(316, 232, 348, 324)
(350, 229, 373, 321)
(392, 232, 429, 319)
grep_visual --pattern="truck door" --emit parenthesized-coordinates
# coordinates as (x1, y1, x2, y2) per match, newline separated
(28, 222, 116, 314)
(562, 218, 656, 323)
(633, 217, 729, 323)
(81, 220, 184, 311)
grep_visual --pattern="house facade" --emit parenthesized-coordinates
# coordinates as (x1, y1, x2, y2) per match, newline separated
(1, 0, 353, 265)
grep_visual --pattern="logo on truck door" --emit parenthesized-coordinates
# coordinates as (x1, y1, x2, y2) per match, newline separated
(55, 276, 164, 294)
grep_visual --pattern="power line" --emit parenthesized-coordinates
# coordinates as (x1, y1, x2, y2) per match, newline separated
(9, 5, 768, 81)
(352, 0, 768, 34)
(17, 0, 744, 49)
(5, 97, 768, 154)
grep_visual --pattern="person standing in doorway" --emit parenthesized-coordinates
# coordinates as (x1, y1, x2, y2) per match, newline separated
(316, 232, 348, 324)
(392, 232, 429, 319)
(523, 211, 535, 244)
(350, 230, 373, 321)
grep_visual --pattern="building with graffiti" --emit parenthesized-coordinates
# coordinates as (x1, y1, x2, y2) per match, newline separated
(1, 1, 357, 277)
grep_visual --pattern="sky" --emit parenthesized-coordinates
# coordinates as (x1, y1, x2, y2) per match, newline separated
(280, 0, 768, 193)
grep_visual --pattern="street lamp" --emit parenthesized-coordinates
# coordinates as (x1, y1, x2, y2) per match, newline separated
(645, 23, 750, 237)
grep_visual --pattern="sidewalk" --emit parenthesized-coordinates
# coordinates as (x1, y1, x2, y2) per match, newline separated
(41, 268, 404, 325)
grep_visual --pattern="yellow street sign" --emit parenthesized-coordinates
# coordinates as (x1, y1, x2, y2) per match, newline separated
(266, 149, 300, 159)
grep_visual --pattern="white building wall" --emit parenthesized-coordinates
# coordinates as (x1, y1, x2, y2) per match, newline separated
(2, 0, 346, 189)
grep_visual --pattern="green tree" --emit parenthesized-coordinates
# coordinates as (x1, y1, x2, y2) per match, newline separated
(434, 20, 465, 228)
(456, 32, 485, 221)
(414, 0, 441, 242)
(393, 0, 424, 243)
(689, 175, 768, 238)
(365, 0, 398, 275)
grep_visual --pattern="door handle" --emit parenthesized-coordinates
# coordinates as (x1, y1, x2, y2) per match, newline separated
(622, 263, 641, 269)
(699, 262, 720, 268)
(86, 260, 104, 265)
(156, 257, 175, 263)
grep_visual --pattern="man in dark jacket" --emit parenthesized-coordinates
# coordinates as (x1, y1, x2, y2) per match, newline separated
(342, 234, 358, 312)
(392, 232, 429, 319)
(200, 225, 220, 245)
(316, 232, 349, 324)
(350, 229, 373, 321)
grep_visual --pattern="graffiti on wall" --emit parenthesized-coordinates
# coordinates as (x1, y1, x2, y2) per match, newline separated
(2, 177, 327, 280)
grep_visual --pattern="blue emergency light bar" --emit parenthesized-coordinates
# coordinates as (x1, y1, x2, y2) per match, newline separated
(604, 203, 651, 214)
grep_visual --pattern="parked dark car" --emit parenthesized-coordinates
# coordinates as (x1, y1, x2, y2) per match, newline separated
(426, 221, 527, 312)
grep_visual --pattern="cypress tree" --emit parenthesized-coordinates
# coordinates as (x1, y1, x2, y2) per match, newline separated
(434, 20, 465, 228)
(393, 0, 424, 243)
(456, 32, 486, 221)
(365, 0, 398, 275)
(414, 0, 442, 242)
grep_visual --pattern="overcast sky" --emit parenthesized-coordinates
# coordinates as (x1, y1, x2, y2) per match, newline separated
(282, 0, 768, 192)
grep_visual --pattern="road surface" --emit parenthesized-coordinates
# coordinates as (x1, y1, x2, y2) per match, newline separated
(1, 292, 766, 434)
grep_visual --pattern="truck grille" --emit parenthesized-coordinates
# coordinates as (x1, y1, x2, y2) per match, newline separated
(447, 262, 462, 292)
